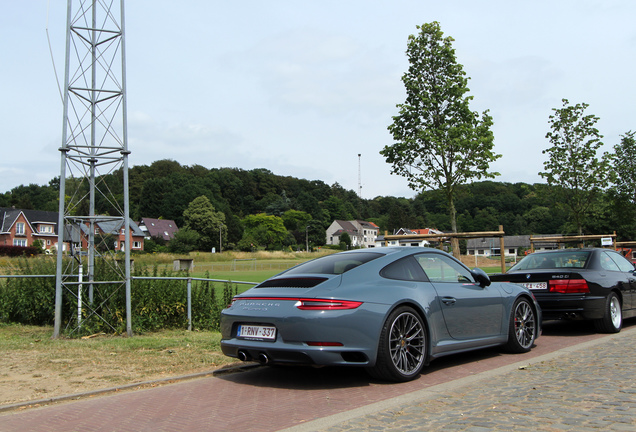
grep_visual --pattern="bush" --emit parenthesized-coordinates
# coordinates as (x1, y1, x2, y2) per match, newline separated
(0, 245, 41, 257)
(0, 258, 238, 336)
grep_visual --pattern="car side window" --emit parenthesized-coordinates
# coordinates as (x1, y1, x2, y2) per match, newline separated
(600, 251, 621, 271)
(605, 251, 635, 272)
(381, 257, 427, 281)
(414, 253, 474, 283)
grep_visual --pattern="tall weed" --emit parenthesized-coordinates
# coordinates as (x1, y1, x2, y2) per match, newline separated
(0, 258, 240, 335)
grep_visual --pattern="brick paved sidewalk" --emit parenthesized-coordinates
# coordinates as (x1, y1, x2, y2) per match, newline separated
(1, 324, 633, 431)
(288, 327, 636, 432)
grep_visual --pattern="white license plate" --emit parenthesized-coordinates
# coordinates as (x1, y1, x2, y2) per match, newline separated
(237, 325, 276, 340)
(520, 282, 548, 290)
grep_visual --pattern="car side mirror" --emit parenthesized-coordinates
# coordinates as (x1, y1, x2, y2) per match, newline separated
(471, 268, 491, 287)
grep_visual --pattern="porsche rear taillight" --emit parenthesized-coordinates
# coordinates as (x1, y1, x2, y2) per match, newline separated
(548, 279, 590, 294)
(294, 299, 363, 310)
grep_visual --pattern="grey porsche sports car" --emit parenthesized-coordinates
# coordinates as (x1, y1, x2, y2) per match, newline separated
(220, 247, 541, 382)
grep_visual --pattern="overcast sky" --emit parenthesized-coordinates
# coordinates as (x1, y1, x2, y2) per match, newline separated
(2, 1, 635, 199)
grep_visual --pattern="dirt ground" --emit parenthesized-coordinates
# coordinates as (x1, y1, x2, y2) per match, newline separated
(459, 254, 507, 269)
(0, 352, 224, 408)
(0, 327, 235, 408)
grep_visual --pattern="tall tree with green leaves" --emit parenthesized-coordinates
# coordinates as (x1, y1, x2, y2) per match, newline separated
(608, 131, 636, 238)
(241, 213, 289, 250)
(183, 196, 227, 251)
(381, 22, 499, 256)
(540, 99, 610, 235)
(611, 131, 636, 203)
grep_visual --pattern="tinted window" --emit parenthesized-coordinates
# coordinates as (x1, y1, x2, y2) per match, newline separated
(600, 251, 621, 271)
(510, 251, 590, 271)
(605, 251, 635, 272)
(414, 253, 473, 283)
(285, 252, 383, 275)
(381, 257, 426, 281)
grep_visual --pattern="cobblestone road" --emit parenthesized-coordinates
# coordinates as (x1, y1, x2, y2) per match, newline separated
(315, 328, 636, 432)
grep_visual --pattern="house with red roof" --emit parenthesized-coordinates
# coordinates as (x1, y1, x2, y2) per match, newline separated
(0, 207, 66, 252)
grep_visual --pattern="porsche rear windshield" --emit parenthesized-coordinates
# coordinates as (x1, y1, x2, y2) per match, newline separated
(285, 252, 383, 275)
(509, 251, 591, 271)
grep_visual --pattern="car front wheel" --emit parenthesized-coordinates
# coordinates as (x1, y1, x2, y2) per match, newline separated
(594, 292, 622, 334)
(368, 306, 426, 382)
(504, 297, 537, 353)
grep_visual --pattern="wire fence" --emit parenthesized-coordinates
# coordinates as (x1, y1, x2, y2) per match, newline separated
(0, 274, 258, 334)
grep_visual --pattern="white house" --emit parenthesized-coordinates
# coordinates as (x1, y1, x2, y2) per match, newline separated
(466, 234, 564, 257)
(375, 228, 445, 247)
(325, 220, 379, 248)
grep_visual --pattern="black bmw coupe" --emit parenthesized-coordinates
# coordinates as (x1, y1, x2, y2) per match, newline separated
(491, 248, 636, 333)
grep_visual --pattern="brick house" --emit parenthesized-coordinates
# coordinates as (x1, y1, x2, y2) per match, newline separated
(77, 218, 145, 252)
(0, 207, 66, 252)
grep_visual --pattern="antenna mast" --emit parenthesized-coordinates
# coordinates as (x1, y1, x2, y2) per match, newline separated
(358, 153, 362, 198)
(54, 0, 132, 337)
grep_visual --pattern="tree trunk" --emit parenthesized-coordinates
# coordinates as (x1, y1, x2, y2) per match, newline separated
(448, 194, 460, 259)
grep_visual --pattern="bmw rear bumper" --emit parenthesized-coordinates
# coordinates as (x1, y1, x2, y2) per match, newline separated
(535, 294, 606, 320)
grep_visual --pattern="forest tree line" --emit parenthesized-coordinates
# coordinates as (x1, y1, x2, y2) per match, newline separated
(2, 159, 635, 252)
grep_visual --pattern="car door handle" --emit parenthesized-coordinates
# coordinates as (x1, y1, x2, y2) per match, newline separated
(442, 297, 457, 306)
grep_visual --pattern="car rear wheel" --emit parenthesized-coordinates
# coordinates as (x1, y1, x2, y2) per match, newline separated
(368, 306, 426, 382)
(594, 292, 622, 333)
(504, 297, 537, 353)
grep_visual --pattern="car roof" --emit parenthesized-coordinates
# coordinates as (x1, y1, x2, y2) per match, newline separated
(337, 247, 445, 257)
(530, 248, 601, 254)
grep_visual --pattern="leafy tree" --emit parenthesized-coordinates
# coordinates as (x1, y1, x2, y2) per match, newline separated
(386, 199, 416, 232)
(306, 220, 326, 249)
(381, 22, 499, 256)
(282, 209, 312, 246)
(183, 196, 227, 251)
(296, 191, 324, 220)
(607, 131, 636, 240)
(470, 207, 500, 232)
(139, 177, 175, 220)
(241, 213, 288, 250)
(322, 196, 350, 221)
(167, 228, 200, 254)
(610, 131, 636, 205)
(339, 232, 352, 250)
(144, 235, 168, 253)
(223, 210, 244, 248)
(282, 209, 312, 231)
(540, 99, 610, 235)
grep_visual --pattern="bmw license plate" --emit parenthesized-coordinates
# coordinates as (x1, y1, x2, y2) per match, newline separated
(237, 324, 276, 340)
(521, 282, 548, 290)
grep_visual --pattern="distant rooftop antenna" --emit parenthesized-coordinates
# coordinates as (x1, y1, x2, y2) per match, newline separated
(358, 153, 362, 198)
(54, 0, 132, 338)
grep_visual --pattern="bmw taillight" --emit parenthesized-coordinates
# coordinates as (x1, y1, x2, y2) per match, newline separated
(548, 279, 590, 294)
(294, 299, 363, 310)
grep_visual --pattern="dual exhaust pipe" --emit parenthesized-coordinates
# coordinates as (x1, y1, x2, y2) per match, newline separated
(237, 350, 269, 365)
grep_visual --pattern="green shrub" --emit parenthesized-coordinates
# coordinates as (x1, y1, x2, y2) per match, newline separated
(0, 257, 239, 336)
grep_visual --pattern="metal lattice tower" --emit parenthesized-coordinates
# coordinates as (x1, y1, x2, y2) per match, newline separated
(54, 0, 132, 337)
(358, 154, 362, 198)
